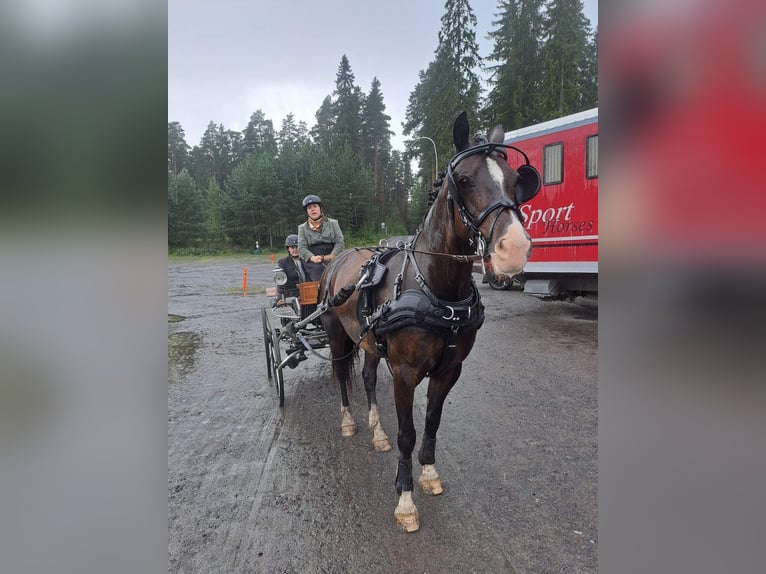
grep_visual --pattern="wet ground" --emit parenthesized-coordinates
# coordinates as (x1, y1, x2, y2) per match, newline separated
(168, 258, 597, 573)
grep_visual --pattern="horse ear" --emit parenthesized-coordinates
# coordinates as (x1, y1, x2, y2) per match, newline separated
(453, 111, 469, 152)
(514, 165, 542, 204)
(488, 124, 504, 144)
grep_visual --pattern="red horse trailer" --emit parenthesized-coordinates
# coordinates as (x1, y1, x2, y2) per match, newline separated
(504, 108, 598, 299)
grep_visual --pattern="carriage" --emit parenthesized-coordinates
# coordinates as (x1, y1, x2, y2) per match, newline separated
(261, 277, 327, 408)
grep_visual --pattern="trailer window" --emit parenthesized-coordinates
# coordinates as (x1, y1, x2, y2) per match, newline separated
(586, 134, 598, 178)
(543, 143, 563, 185)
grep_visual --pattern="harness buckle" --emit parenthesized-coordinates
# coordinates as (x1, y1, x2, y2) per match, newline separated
(443, 305, 455, 320)
(476, 236, 487, 258)
(394, 272, 403, 300)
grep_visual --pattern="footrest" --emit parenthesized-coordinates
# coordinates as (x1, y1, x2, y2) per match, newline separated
(271, 305, 299, 319)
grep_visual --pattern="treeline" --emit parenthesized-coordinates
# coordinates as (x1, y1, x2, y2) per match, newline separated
(168, 0, 597, 252)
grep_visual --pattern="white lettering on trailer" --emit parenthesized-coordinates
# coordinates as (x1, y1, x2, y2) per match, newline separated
(521, 202, 575, 228)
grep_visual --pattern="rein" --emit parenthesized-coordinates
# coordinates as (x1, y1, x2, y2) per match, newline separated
(361, 240, 483, 263)
(406, 247, 481, 262)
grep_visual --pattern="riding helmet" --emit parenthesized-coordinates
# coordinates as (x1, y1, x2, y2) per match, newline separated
(285, 234, 299, 247)
(302, 194, 322, 210)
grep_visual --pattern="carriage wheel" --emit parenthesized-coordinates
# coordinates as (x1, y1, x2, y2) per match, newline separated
(261, 305, 273, 380)
(270, 327, 285, 407)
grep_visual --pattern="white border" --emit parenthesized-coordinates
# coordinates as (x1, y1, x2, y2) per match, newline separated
(524, 261, 598, 273)
(504, 108, 598, 143)
(531, 235, 599, 243)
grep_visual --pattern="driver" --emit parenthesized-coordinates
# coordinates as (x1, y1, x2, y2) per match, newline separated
(297, 194, 344, 281)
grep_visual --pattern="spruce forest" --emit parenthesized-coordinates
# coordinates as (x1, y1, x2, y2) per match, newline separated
(168, 0, 597, 253)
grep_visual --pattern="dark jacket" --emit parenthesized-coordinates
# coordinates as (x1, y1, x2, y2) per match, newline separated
(277, 255, 308, 296)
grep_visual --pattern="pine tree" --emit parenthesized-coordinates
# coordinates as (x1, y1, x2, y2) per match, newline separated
(403, 0, 483, 223)
(311, 96, 335, 153)
(278, 113, 301, 153)
(168, 121, 190, 175)
(196, 122, 236, 189)
(168, 169, 205, 248)
(436, 0, 483, 113)
(223, 153, 282, 248)
(580, 26, 598, 109)
(332, 55, 364, 157)
(538, 0, 592, 119)
(361, 77, 394, 218)
(242, 110, 278, 158)
(227, 129, 244, 167)
(204, 178, 224, 245)
(382, 150, 415, 232)
(483, 0, 545, 130)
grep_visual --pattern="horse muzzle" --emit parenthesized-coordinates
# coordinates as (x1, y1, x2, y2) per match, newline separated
(490, 220, 532, 276)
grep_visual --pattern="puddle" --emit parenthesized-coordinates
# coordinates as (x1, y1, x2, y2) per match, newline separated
(168, 331, 201, 382)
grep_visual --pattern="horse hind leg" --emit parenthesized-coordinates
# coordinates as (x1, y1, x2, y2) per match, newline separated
(324, 311, 357, 437)
(368, 405, 391, 452)
(362, 352, 391, 452)
(338, 347, 357, 437)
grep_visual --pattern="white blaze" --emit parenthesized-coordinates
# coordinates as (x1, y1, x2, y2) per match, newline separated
(486, 157, 505, 191)
(486, 157, 531, 274)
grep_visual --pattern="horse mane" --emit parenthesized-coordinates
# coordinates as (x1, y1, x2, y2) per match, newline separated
(426, 170, 446, 209)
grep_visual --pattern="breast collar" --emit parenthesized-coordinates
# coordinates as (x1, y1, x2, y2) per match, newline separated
(361, 238, 485, 339)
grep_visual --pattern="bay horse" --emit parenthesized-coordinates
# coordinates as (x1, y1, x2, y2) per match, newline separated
(318, 112, 541, 532)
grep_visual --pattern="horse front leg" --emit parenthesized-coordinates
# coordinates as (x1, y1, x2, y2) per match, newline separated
(392, 368, 419, 532)
(362, 352, 391, 452)
(418, 365, 461, 496)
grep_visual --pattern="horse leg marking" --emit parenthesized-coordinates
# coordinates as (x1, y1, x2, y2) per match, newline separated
(340, 405, 357, 437)
(419, 464, 444, 495)
(394, 491, 420, 533)
(368, 405, 392, 452)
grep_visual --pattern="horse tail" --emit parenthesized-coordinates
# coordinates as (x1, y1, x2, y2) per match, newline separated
(338, 338, 358, 393)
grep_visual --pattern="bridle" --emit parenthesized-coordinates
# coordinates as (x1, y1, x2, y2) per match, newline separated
(445, 142, 532, 257)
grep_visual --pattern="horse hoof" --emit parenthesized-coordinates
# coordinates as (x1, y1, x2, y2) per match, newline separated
(419, 477, 444, 495)
(394, 511, 420, 533)
(373, 438, 392, 452)
(342, 422, 357, 437)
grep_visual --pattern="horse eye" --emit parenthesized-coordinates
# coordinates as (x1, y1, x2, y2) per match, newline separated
(458, 176, 471, 187)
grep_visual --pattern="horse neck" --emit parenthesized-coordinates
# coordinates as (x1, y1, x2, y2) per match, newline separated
(413, 188, 475, 300)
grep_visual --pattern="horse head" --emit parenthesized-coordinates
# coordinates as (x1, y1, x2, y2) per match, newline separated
(444, 112, 541, 276)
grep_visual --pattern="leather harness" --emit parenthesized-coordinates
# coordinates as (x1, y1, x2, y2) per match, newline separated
(354, 237, 485, 377)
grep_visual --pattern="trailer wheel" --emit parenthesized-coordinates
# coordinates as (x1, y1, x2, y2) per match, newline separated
(488, 272, 513, 290)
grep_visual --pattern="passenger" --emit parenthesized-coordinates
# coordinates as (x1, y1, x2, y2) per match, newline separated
(277, 234, 308, 297)
(297, 194, 345, 281)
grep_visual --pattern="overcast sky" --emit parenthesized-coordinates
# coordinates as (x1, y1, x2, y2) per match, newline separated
(169, 0, 598, 152)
